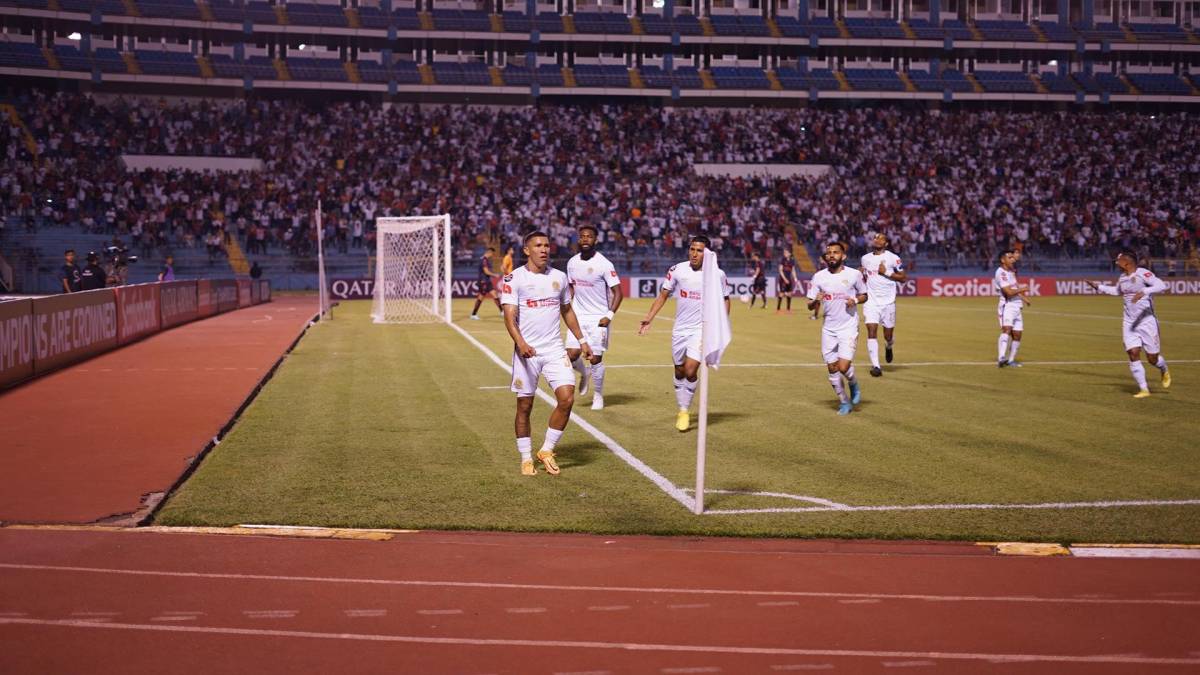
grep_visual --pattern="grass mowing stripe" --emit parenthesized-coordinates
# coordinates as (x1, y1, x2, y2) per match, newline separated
(447, 320, 695, 511)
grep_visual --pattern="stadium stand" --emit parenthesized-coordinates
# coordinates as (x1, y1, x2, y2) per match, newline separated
(973, 70, 1038, 93)
(843, 68, 906, 91)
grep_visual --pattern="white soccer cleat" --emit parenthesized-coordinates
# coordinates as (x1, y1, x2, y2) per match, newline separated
(577, 369, 590, 396)
(590, 394, 604, 410)
(469, 314, 480, 321)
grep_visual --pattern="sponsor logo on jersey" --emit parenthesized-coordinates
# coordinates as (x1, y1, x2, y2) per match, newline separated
(610, 270, 618, 277)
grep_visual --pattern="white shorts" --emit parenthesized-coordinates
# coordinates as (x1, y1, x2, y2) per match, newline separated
(672, 330, 702, 365)
(998, 303, 1024, 331)
(564, 316, 610, 355)
(821, 326, 859, 364)
(862, 301, 896, 328)
(1123, 317, 1161, 353)
(510, 348, 575, 397)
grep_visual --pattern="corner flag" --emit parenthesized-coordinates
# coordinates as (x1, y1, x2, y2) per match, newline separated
(701, 248, 731, 368)
(695, 247, 731, 514)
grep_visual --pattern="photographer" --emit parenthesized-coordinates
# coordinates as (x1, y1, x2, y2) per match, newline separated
(103, 242, 137, 287)
(79, 251, 108, 291)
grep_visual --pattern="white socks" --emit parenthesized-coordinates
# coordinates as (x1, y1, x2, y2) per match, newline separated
(828, 373, 848, 403)
(541, 428, 563, 453)
(845, 365, 857, 385)
(867, 338, 880, 368)
(1008, 340, 1021, 363)
(591, 363, 605, 395)
(675, 376, 697, 410)
(1156, 356, 1169, 374)
(1129, 361, 1148, 390)
(998, 334, 1011, 361)
(572, 356, 588, 377)
(517, 436, 532, 461)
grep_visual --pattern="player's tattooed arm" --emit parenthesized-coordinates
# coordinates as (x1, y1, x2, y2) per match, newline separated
(503, 304, 536, 357)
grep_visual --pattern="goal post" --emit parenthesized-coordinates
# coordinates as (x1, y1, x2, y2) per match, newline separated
(371, 214, 452, 324)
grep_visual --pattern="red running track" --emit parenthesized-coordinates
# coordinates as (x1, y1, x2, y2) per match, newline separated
(1, 527, 1197, 674)
(0, 297, 317, 524)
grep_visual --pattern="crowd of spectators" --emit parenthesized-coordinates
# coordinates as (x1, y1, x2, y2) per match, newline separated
(3, 90, 1197, 273)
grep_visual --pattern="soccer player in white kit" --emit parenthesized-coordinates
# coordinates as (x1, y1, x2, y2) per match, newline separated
(501, 231, 592, 476)
(1087, 251, 1172, 398)
(637, 236, 731, 432)
(860, 233, 907, 377)
(994, 249, 1031, 368)
(807, 241, 868, 415)
(565, 225, 624, 410)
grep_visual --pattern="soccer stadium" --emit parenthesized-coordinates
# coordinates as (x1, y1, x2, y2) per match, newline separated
(1, 0, 1199, 671)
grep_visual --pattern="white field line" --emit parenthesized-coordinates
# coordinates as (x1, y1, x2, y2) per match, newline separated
(605, 359, 1200, 370)
(450, 323, 1199, 518)
(447, 321, 694, 511)
(702, 498, 1200, 516)
(3, 563, 1197, 607)
(906, 303, 1200, 327)
(1, 618, 1199, 666)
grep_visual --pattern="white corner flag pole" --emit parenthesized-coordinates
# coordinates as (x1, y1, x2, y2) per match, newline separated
(695, 348, 710, 515)
(316, 199, 328, 321)
(695, 248, 732, 515)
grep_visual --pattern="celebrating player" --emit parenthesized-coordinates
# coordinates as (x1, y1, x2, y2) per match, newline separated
(748, 252, 767, 309)
(501, 232, 592, 476)
(860, 233, 907, 377)
(637, 235, 730, 432)
(776, 248, 798, 314)
(566, 225, 624, 410)
(994, 249, 1030, 368)
(469, 247, 501, 320)
(806, 241, 867, 416)
(1087, 252, 1171, 398)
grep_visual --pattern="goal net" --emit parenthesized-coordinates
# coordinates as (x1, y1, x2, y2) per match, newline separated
(371, 215, 452, 324)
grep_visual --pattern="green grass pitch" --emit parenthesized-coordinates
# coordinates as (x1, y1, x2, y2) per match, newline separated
(156, 295, 1200, 543)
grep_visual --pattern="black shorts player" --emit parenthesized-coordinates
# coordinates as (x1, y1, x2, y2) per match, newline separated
(470, 248, 501, 319)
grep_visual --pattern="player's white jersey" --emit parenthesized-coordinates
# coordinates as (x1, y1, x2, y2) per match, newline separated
(567, 252, 620, 318)
(994, 266, 1024, 308)
(1097, 267, 1168, 326)
(661, 261, 729, 334)
(499, 265, 571, 354)
(807, 267, 867, 332)
(860, 250, 904, 305)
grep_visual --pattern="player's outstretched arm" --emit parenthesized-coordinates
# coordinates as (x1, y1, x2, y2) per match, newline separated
(639, 289, 671, 335)
(503, 305, 536, 357)
(600, 284, 624, 327)
(561, 303, 593, 361)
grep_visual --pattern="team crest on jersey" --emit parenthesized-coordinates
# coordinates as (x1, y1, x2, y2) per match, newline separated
(587, 267, 594, 274)
(503, 274, 513, 282)
(514, 378, 523, 389)
(552, 281, 561, 291)
(610, 270, 617, 277)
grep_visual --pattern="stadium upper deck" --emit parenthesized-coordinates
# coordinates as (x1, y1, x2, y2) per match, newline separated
(0, 0, 1198, 104)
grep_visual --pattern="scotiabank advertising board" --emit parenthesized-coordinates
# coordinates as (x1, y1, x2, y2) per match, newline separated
(116, 283, 161, 345)
(920, 276, 1200, 297)
(237, 279, 253, 308)
(0, 299, 35, 388)
(160, 280, 198, 329)
(214, 279, 239, 313)
(32, 289, 119, 375)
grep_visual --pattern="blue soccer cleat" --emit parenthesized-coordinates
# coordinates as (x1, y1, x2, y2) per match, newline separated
(849, 381, 862, 405)
(837, 402, 853, 416)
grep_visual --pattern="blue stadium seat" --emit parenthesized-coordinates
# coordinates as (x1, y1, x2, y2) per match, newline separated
(972, 70, 1037, 93)
(807, 68, 841, 90)
(92, 48, 128, 73)
(774, 66, 808, 90)
(844, 17, 906, 39)
(1032, 21, 1076, 41)
(803, 17, 843, 38)
(974, 20, 1036, 41)
(774, 16, 806, 38)
(1127, 73, 1191, 95)
(1038, 71, 1080, 93)
(286, 3, 349, 28)
(0, 42, 48, 70)
(138, 0, 201, 20)
(906, 18, 944, 39)
(711, 66, 771, 89)
(286, 56, 346, 82)
(136, 50, 201, 77)
(573, 64, 629, 88)
(843, 68, 904, 91)
(1127, 22, 1189, 43)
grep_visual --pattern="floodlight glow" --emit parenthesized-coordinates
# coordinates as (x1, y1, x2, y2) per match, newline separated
(68, 32, 81, 40)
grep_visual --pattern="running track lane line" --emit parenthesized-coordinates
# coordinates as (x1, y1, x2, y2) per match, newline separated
(3, 563, 1197, 606)
(1, 618, 1197, 667)
(447, 321, 694, 511)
